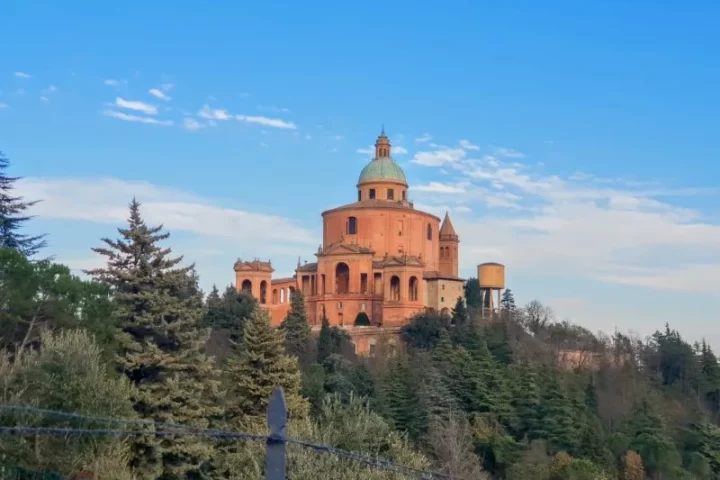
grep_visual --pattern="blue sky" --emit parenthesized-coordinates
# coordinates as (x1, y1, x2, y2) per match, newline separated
(2, 1, 719, 345)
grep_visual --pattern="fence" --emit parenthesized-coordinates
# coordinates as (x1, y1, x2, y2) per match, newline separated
(0, 387, 447, 480)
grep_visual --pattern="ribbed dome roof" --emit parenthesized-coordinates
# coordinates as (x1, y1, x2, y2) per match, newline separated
(358, 157, 407, 185)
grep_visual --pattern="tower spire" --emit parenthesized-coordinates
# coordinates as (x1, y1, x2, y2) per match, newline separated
(375, 127, 391, 158)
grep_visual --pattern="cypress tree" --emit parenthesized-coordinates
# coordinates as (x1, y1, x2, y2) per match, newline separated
(88, 198, 223, 479)
(451, 296, 468, 327)
(280, 289, 312, 364)
(225, 307, 308, 423)
(0, 152, 46, 257)
(464, 278, 482, 309)
(317, 312, 332, 364)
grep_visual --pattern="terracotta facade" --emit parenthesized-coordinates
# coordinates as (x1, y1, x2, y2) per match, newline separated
(234, 130, 465, 354)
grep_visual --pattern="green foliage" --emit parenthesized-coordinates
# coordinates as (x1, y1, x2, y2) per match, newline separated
(0, 329, 135, 478)
(0, 247, 116, 357)
(204, 284, 257, 341)
(0, 152, 46, 257)
(464, 277, 482, 309)
(317, 314, 332, 364)
(400, 311, 449, 349)
(89, 199, 223, 479)
(281, 289, 313, 365)
(450, 296, 468, 327)
(501, 288, 517, 314)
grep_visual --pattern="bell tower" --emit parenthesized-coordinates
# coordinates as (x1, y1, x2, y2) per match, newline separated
(438, 212, 459, 277)
(375, 126, 391, 158)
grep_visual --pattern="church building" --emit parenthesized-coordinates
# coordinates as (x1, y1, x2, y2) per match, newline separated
(233, 129, 465, 353)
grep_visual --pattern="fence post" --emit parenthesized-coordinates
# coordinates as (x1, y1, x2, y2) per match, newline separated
(266, 387, 288, 480)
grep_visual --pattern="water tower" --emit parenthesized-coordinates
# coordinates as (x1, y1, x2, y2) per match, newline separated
(477, 263, 505, 318)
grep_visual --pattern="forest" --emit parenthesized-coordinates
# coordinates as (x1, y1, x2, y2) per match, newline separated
(2, 151, 720, 480)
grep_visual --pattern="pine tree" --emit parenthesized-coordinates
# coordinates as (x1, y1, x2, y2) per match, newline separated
(88, 198, 223, 479)
(451, 296, 468, 327)
(203, 284, 222, 327)
(501, 289, 517, 316)
(225, 307, 308, 423)
(317, 312, 332, 364)
(280, 288, 312, 364)
(0, 152, 46, 256)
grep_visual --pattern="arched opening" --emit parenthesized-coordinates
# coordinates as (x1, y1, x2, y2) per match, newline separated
(390, 275, 400, 301)
(280, 288, 285, 303)
(241, 279, 252, 294)
(347, 216, 357, 235)
(354, 312, 370, 326)
(335, 262, 350, 294)
(272, 288, 278, 304)
(260, 280, 268, 304)
(440, 307, 451, 317)
(409, 276, 418, 301)
(427, 223, 432, 240)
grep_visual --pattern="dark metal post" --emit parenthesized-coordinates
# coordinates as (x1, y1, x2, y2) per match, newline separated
(266, 387, 288, 480)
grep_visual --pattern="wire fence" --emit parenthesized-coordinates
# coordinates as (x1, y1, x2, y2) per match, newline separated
(0, 387, 448, 480)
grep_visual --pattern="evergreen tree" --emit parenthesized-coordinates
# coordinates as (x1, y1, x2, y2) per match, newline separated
(700, 340, 720, 413)
(0, 152, 46, 256)
(225, 308, 307, 422)
(450, 296, 468, 327)
(280, 289, 312, 364)
(464, 277, 483, 309)
(88, 198, 223, 479)
(501, 289, 517, 316)
(317, 312, 332, 364)
(203, 284, 222, 327)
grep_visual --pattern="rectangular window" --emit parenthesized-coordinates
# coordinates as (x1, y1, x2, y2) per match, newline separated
(369, 343, 376, 358)
(337, 301, 343, 309)
(358, 190, 362, 201)
(402, 190, 406, 200)
(369, 188, 376, 199)
(360, 273, 368, 293)
(361, 303, 366, 312)
(387, 188, 394, 200)
(398, 220, 404, 236)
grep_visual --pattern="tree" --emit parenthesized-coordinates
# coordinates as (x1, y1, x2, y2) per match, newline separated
(317, 313, 333, 364)
(0, 329, 135, 478)
(464, 277, 482, 309)
(204, 284, 257, 342)
(427, 413, 489, 479)
(523, 300, 553, 335)
(501, 289, 517, 317)
(88, 199, 223, 479)
(451, 296, 468, 327)
(280, 289, 312, 364)
(620, 451, 645, 480)
(0, 152, 46, 257)
(225, 308, 307, 423)
(400, 311, 449, 349)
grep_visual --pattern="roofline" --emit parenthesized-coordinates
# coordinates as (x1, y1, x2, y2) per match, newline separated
(424, 275, 466, 282)
(356, 178, 408, 188)
(321, 202, 441, 222)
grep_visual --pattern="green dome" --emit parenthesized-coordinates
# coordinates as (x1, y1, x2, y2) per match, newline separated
(358, 157, 407, 185)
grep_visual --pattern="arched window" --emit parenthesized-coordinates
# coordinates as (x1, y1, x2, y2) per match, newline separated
(272, 288, 278, 304)
(409, 276, 418, 301)
(347, 216, 357, 235)
(390, 275, 400, 301)
(280, 288, 285, 303)
(335, 262, 350, 294)
(260, 280, 268, 304)
(440, 307, 450, 317)
(427, 223, 432, 240)
(241, 279, 252, 293)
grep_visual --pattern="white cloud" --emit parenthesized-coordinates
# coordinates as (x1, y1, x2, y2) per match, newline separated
(459, 139, 480, 151)
(149, 88, 171, 101)
(183, 117, 204, 130)
(43, 85, 57, 94)
(104, 79, 123, 87)
(115, 97, 157, 115)
(236, 114, 297, 130)
(393, 146, 409, 155)
(410, 145, 720, 293)
(14, 72, 31, 79)
(414, 182, 467, 194)
(493, 146, 526, 158)
(198, 104, 232, 121)
(40, 96, 49, 102)
(103, 110, 173, 126)
(160, 83, 174, 92)
(16, 177, 316, 246)
(411, 147, 466, 166)
(356, 146, 374, 155)
(415, 133, 432, 143)
(259, 105, 289, 113)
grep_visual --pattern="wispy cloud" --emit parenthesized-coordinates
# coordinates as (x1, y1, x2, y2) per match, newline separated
(14, 72, 31, 79)
(40, 96, 49, 102)
(115, 97, 158, 115)
(258, 105, 289, 113)
(493, 146, 525, 158)
(414, 181, 468, 194)
(356, 146, 374, 155)
(459, 139, 480, 151)
(149, 88, 171, 101)
(393, 146, 409, 155)
(236, 114, 297, 129)
(198, 104, 232, 120)
(104, 79, 124, 87)
(17, 177, 316, 246)
(411, 147, 466, 166)
(103, 110, 173, 126)
(0, 103, 8, 110)
(415, 133, 432, 143)
(43, 85, 57, 94)
(183, 117, 204, 130)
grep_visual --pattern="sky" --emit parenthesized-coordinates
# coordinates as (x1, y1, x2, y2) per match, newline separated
(2, 1, 719, 346)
